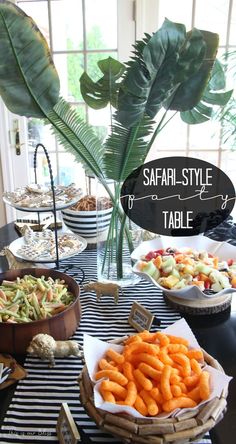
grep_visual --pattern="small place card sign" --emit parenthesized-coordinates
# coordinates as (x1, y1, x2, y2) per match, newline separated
(128, 301, 154, 332)
(57, 403, 80, 444)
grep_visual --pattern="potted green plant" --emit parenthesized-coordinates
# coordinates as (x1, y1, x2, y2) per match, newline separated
(0, 0, 232, 284)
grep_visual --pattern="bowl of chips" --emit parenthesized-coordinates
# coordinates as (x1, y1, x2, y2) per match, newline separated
(61, 195, 113, 238)
(0, 268, 81, 354)
(79, 319, 231, 443)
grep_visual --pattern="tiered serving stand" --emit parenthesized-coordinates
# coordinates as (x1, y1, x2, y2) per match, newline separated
(3, 143, 86, 272)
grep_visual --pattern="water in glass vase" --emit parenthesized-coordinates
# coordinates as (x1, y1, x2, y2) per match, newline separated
(96, 181, 141, 286)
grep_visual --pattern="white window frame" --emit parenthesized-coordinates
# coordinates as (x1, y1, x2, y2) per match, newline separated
(0, 0, 135, 223)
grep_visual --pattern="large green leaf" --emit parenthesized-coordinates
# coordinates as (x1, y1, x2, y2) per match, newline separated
(47, 99, 104, 179)
(0, 0, 59, 117)
(180, 58, 233, 124)
(116, 19, 209, 127)
(103, 115, 154, 181)
(167, 31, 219, 111)
(80, 57, 125, 109)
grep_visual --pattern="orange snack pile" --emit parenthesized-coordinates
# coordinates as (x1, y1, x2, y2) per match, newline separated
(95, 330, 211, 416)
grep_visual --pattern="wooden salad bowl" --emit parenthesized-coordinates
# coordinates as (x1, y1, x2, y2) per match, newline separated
(0, 268, 81, 354)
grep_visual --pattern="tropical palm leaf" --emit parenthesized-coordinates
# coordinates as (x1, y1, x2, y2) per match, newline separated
(0, 0, 59, 117)
(80, 57, 125, 109)
(103, 115, 154, 181)
(116, 18, 211, 127)
(180, 59, 233, 124)
(47, 99, 105, 179)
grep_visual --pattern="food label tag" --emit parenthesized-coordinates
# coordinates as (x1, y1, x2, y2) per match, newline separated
(128, 301, 154, 332)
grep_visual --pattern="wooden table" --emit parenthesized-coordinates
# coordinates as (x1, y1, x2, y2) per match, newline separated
(0, 222, 236, 443)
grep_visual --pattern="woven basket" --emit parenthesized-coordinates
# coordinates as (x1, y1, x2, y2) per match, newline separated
(79, 339, 228, 444)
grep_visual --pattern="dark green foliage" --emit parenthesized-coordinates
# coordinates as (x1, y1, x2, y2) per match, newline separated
(0, 0, 59, 117)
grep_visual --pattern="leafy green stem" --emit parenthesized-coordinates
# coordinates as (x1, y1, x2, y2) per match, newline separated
(147, 110, 178, 151)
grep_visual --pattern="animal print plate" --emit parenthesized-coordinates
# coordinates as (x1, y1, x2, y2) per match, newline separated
(9, 232, 87, 263)
(3, 183, 83, 212)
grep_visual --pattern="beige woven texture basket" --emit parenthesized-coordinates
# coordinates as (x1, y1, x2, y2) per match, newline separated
(79, 343, 228, 444)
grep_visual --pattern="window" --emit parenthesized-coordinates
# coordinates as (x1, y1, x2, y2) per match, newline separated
(144, 0, 235, 181)
(17, 0, 119, 189)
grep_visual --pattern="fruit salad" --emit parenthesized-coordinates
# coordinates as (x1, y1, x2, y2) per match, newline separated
(137, 247, 236, 292)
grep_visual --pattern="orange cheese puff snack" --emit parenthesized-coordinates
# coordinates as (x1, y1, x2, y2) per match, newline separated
(133, 376, 143, 393)
(137, 330, 155, 342)
(95, 370, 128, 386)
(133, 368, 153, 391)
(184, 373, 200, 388)
(150, 387, 164, 405)
(153, 332, 170, 346)
(170, 373, 181, 384)
(159, 350, 174, 366)
(175, 381, 187, 394)
(138, 362, 161, 381)
(101, 380, 127, 399)
(106, 348, 124, 365)
(124, 335, 142, 345)
(187, 386, 201, 402)
(124, 342, 159, 359)
(171, 384, 182, 398)
(171, 353, 191, 377)
(167, 344, 188, 354)
(187, 349, 204, 361)
(139, 389, 159, 416)
(100, 387, 116, 403)
(172, 362, 183, 373)
(163, 397, 197, 412)
(190, 358, 202, 376)
(199, 371, 210, 400)
(98, 358, 118, 371)
(166, 334, 189, 346)
(124, 381, 138, 406)
(131, 352, 164, 371)
(123, 362, 135, 381)
(171, 367, 180, 375)
(134, 394, 148, 416)
(160, 365, 173, 401)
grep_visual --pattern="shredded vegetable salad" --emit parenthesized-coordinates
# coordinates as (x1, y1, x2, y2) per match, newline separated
(0, 275, 75, 323)
(137, 247, 236, 292)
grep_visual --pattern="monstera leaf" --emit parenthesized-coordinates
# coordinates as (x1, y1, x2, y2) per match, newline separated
(80, 57, 125, 109)
(116, 19, 217, 127)
(0, 0, 59, 117)
(180, 59, 233, 124)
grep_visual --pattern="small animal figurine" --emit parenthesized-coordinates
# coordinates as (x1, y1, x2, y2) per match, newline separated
(0, 246, 39, 269)
(27, 334, 83, 367)
(83, 281, 121, 304)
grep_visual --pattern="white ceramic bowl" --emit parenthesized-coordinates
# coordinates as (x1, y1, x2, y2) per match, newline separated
(61, 207, 112, 238)
(132, 235, 236, 300)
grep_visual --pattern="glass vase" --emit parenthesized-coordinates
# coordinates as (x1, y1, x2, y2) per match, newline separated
(96, 180, 142, 286)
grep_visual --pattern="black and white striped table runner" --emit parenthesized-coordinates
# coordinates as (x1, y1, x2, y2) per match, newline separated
(0, 249, 211, 444)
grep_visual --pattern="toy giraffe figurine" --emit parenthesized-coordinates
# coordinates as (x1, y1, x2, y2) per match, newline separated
(83, 281, 122, 304)
(0, 246, 39, 269)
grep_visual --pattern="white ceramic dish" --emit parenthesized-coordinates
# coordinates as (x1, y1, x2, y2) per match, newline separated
(131, 235, 236, 300)
(61, 207, 112, 238)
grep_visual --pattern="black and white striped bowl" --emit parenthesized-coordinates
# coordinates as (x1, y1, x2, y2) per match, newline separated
(61, 207, 113, 238)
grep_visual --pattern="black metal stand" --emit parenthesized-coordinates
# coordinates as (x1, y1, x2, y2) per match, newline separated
(34, 143, 60, 269)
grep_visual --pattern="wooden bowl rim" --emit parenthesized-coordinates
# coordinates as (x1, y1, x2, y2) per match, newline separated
(0, 268, 80, 328)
